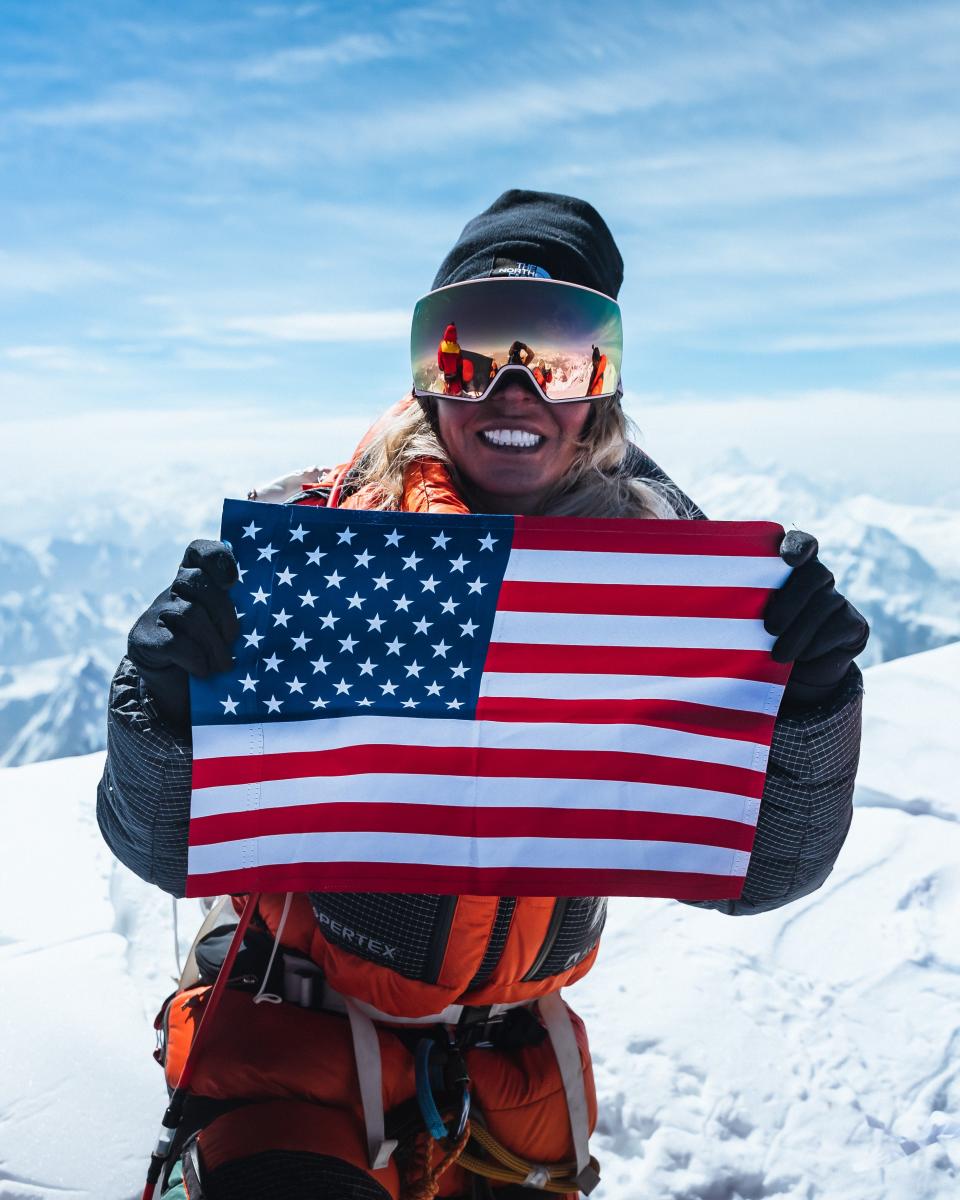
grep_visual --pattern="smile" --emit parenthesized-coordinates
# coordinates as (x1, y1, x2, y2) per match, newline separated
(480, 429, 544, 450)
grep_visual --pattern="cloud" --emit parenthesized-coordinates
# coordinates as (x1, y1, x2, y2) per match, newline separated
(0, 405, 374, 543)
(219, 310, 409, 343)
(173, 348, 279, 371)
(761, 317, 960, 352)
(238, 33, 396, 81)
(198, 3, 960, 170)
(13, 81, 188, 129)
(623, 385, 960, 504)
(0, 251, 117, 294)
(562, 118, 960, 212)
(3, 345, 114, 374)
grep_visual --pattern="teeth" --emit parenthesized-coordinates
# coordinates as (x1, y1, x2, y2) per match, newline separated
(482, 429, 543, 448)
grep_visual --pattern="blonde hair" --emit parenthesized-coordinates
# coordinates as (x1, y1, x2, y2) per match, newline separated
(352, 394, 684, 519)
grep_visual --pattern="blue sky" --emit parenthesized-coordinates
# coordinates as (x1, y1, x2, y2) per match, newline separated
(2, 0, 959, 515)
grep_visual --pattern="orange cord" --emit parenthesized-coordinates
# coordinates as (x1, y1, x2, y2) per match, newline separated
(401, 1121, 471, 1200)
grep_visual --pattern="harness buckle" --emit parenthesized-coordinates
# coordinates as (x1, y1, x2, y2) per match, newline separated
(455, 1004, 506, 1049)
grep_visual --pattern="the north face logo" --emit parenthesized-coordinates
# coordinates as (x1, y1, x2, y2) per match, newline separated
(489, 257, 552, 280)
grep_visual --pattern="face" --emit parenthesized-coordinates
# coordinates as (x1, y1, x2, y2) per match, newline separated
(435, 374, 592, 514)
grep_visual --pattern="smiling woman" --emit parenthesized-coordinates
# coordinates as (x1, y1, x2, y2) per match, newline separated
(97, 189, 869, 1199)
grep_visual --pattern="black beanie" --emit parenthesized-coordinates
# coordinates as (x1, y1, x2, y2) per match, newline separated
(431, 189, 624, 300)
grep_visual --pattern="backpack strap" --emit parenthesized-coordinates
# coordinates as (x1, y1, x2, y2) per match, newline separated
(538, 991, 600, 1194)
(344, 997, 399, 1170)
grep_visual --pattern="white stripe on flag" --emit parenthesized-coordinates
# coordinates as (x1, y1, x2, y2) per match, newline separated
(192, 712, 766, 770)
(479, 671, 782, 713)
(490, 610, 775, 650)
(190, 772, 764, 824)
(187, 831, 747, 878)
(504, 548, 791, 589)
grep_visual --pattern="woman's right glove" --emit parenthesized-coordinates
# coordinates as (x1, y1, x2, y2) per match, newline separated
(127, 539, 240, 734)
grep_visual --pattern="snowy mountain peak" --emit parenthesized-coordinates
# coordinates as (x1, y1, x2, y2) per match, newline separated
(0, 652, 112, 768)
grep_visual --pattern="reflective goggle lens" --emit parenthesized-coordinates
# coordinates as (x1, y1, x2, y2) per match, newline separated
(410, 277, 622, 403)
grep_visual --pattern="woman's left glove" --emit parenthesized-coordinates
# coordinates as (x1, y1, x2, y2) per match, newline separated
(764, 530, 869, 710)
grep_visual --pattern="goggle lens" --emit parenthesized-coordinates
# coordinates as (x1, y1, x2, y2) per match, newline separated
(410, 277, 623, 404)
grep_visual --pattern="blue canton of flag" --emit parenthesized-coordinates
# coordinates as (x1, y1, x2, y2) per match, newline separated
(190, 500, 514, 726)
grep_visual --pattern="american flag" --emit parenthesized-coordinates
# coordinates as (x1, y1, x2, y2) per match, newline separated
(186, 499, 792, 900)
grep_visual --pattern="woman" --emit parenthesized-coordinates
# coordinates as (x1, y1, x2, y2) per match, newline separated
(98, 190, 868, 1199)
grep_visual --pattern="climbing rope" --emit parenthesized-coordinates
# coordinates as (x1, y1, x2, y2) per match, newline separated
(400, 1121, 472, 1200)
(400, 1116, 599, 1199)
(458, 1121, 599, 1195)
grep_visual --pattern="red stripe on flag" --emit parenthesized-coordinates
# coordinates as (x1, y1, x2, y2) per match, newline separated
(483, 642, 792, 684)
(185, 861, 750, 900)
(497, 580, 771, 618)
(475, 696, 776, 743)
(191, 743, 766, 797)
(512, 516, 784, 556)
(187, 803, 757, 851)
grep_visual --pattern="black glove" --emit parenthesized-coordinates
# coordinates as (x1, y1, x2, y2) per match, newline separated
(764, 530, 869, 711)
(127, 539, 240, 733)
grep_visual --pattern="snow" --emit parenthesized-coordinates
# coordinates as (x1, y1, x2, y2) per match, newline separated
(1, 647, 958, 1198)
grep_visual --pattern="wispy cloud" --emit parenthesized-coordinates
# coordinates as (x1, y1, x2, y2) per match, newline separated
(561, 118, 960, 211)
(220, 310, 409, 343)
(2, 0, 957, 514)
(239, 33, 397, 81)
(0, 251, 117, 294)
(762, 312, 960, 352)
(3, 344, 114, 373)
(13, 81, 188, 129)
(173, 348, 279, 371)
(142, 302, 411, 347)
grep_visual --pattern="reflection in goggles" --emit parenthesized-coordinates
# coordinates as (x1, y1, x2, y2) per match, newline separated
(432, 322, 609, 400)
(411, 278, 623, 403)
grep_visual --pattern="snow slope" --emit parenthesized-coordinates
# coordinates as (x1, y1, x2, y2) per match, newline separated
(0, 647, 957, 1198)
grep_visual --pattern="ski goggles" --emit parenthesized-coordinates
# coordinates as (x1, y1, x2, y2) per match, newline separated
(410, 277, 623, 404)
